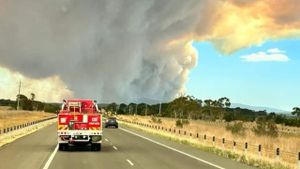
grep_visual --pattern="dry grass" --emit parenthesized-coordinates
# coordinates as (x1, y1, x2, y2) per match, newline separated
(0, 107, 55, 129)
(119, 115, 300, 169)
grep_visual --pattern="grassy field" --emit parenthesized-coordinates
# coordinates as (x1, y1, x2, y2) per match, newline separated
(118, 115, 300, 169)
(0, 106, 55, 129)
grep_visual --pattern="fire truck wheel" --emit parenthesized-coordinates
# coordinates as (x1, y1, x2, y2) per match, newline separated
(91, 143, 101, 151)
(59, 143, 68, 151)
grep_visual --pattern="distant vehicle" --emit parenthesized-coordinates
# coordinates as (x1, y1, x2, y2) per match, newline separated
(105, 117, 118, 128)
(57, 99, 102, 151)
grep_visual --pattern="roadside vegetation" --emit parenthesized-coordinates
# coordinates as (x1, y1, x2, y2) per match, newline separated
(0, 106, 54, 129)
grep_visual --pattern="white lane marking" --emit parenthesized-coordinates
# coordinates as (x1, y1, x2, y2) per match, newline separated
(105, 138, 109, 142)
(113, 145, 118, 150)
(120, 127, 225, 169)
(42, 144, 58, 169)
(126, 159, 134, 166)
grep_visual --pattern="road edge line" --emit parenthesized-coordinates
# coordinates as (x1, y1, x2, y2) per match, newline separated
(120, 127, 225, 169)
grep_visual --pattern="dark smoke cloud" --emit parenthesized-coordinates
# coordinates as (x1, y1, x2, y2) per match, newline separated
(0, 0, 216, 103)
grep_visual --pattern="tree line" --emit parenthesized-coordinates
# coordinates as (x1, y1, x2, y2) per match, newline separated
(104, 96, 300, 127)
(0, 94, 60, 113)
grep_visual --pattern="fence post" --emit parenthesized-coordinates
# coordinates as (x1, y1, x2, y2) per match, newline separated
(233, 141, 236, 151)
(184, 131, 186, 135)
(190, 133, 192, 137)
(222, 138, 225, 148)
(196, 133, 199, 138)
(179, 130, 181, 134)
(245, 142, 248, 154)
(204, 134, 206, 140)
(298, 152, 300, 169)
(258, 144, 262, 158)
(276, 148, 280, 160)
(212, 136, 215, 146)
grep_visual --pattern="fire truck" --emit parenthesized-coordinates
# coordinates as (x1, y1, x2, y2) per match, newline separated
(57, 99, 102, 151)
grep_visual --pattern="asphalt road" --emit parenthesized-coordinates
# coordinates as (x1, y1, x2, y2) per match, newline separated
(0, 123, 257, 169)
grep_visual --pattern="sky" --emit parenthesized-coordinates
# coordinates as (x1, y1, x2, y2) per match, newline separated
(187, 39, 300, 111)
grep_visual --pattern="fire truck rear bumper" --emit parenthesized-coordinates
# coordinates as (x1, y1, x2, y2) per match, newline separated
(58, 130, 102, 144)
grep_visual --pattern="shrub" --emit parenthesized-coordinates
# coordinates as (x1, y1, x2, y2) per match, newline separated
(175, 119, 183, 128)
(157, 118, 162, 124)
(226, 121, 246, 135)
(175, 119, 189, 128)
(151, 116, 162, 124)
(151, 116, 157, 123)
(43, 104, 59, 113)
(253, 117, 278, 137)
(182, 119, 190, 125)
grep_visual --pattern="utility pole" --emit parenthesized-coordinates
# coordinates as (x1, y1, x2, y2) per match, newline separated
(17, 80, 21, 110)
(115, 104, 119, 114)
(145, 104, 147, 116)
(135, 103, 137, 115)
(159, 102, 162, 116)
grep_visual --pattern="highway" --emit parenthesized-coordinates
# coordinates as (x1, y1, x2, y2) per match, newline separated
(0, 123, 257, 169)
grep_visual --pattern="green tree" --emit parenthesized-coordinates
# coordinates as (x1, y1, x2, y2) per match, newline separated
(217, 97, 231, 108)
(197, 99, 203, 107)
(128, 103, 136, 114)
(170, 96, 189, 119)
(16, 94, 33, 110)
(292, 107, 300, 117)
(107, 103, 118, 113)
(204, 99, 213, 107)
(30, 93, 35, 101)
(117, 103, 127, 114)
(224, 97, 231, 108)
(217, 97, 226, 108)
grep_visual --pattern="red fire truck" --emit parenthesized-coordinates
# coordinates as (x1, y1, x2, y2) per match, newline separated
(57, 99, 102, 151)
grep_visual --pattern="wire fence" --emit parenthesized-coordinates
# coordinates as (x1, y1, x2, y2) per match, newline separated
(121, 119, 300, 168)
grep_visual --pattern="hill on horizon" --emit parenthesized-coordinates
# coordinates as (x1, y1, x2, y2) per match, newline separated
(231, 103, 290, 114)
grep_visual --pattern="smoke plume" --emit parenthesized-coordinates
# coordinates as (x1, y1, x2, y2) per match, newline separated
(0, 0, 299, 103)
